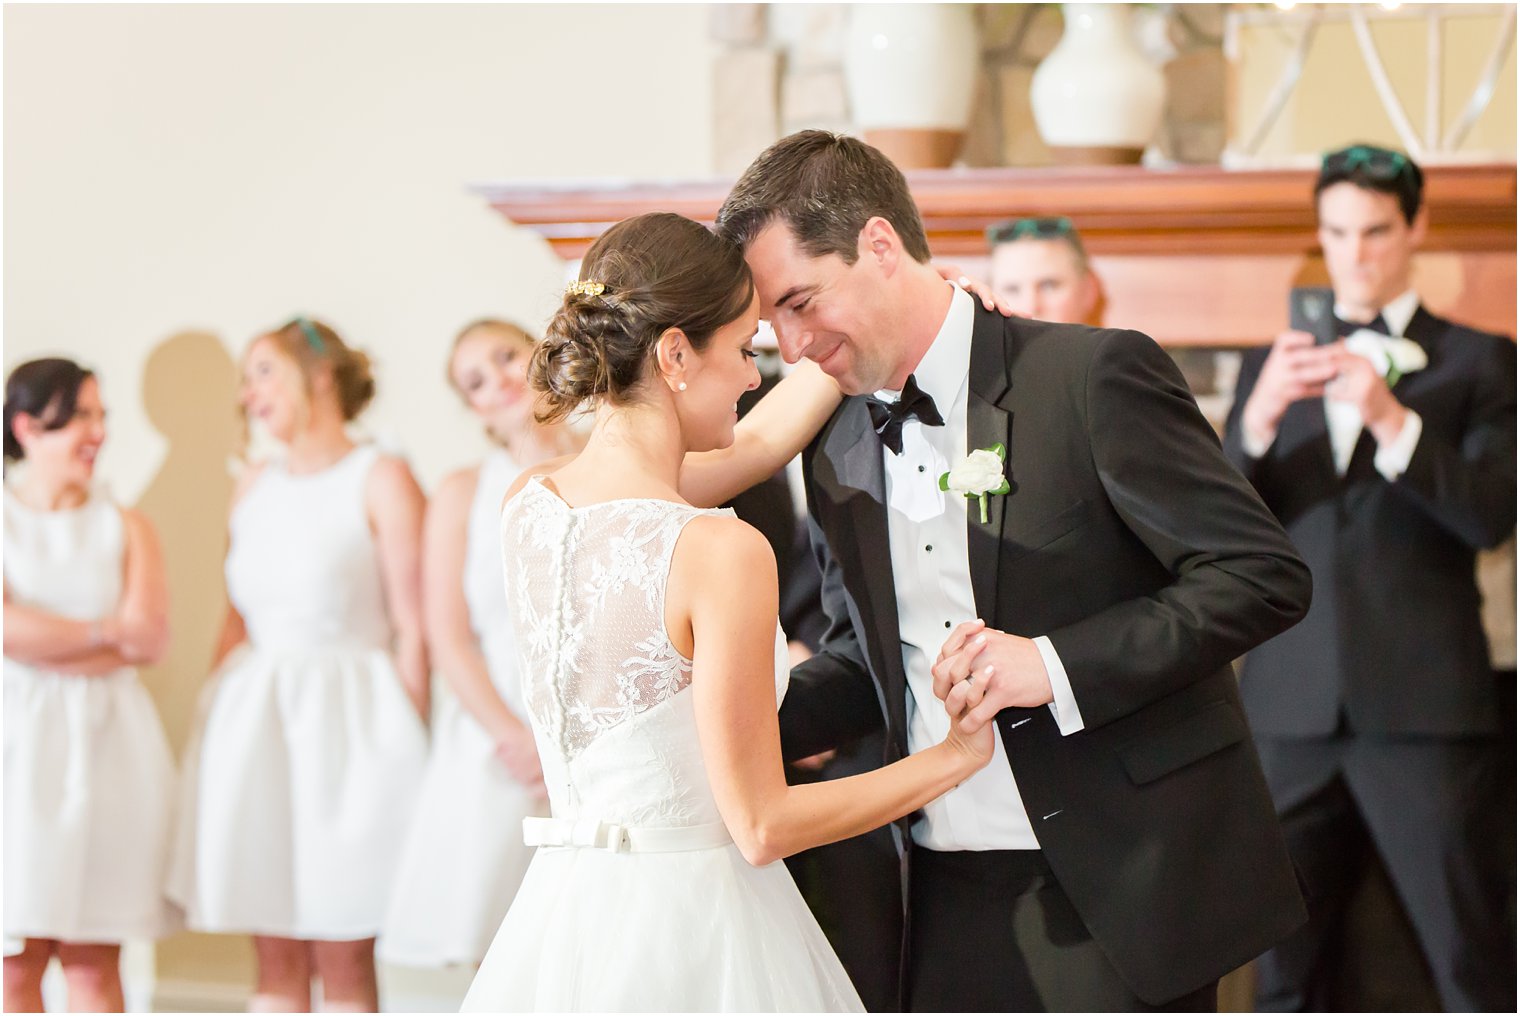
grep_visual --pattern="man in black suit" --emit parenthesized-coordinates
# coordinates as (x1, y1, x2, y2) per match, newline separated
(716, 130, 1314, 1012)
(1222, 144, 1516, 1012)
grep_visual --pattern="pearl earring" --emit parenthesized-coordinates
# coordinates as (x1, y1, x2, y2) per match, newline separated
(677, 382, 687, 391)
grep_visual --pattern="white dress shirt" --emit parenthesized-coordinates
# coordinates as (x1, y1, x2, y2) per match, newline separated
(878, 286, 1083, 852)
(1243, 288, 1423, 479)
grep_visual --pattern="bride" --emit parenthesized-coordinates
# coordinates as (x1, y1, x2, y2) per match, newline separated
(461, 212, 991, 1012)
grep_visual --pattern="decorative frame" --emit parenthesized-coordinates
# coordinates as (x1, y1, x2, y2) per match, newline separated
(1225, 2, 1516, 165)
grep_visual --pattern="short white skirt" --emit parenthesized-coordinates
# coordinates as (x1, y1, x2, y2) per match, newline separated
(4, 666, 177, 950)
(169, 644, 427, 940)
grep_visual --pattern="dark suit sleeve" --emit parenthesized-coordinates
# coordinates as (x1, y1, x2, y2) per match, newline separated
(1221, 345, 1273, 482)
(1047, 329, 1313, 730)
(779, 510, 886, 760)
(1389, 333, 1517, 550)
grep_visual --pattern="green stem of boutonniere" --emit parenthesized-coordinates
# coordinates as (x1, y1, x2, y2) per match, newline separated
(939, 443, 1010, 525)
(1386, 367, 1403, 387)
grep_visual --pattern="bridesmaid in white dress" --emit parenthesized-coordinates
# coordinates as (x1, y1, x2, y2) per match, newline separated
(462, 213, 993, 1011)
(380, 320, 578, 967)
(169, 318, 428, 1012)
(3, 358, 175, 1013)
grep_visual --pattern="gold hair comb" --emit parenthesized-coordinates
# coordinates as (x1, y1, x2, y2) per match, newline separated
(565, 280, 606, 298)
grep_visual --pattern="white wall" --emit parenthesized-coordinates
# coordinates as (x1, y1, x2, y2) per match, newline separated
(4, 5, 715, 1005)
(4, 2, 715, 495)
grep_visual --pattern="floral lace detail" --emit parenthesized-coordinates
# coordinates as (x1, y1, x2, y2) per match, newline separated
(512, 565, 585, 688)
(583, 505, 684, 612)
(622, 634, 691, 701)
(502, 480, 717, 762)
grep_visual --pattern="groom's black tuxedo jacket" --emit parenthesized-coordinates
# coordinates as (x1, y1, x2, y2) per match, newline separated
(1222, 306, 1517, 737)
(781, 307, 1313, 1005)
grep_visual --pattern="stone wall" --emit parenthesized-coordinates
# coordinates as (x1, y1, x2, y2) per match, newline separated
(710, 3, 1230, 173)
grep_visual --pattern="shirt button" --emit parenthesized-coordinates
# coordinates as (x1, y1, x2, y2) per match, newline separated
(918, 465, 925, 473)
(944, 620, 952, 629)
(925, 544, 933, 552)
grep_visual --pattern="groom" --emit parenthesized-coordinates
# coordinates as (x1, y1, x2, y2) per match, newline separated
(717, 132, 1313, 1011)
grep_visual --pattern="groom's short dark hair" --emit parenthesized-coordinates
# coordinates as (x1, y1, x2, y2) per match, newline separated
(716, 130, 932, 265)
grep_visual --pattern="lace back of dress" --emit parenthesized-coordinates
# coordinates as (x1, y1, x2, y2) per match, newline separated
(502, 482, 706, 766)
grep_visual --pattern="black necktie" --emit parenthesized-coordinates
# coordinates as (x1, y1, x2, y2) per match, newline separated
(866, 374, 943, 455)
(1334, 313, 1390, 337)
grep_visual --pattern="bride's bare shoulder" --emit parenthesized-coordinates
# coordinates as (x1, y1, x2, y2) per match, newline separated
(675, 513, 776, 582)
(666, 514, 777, 657)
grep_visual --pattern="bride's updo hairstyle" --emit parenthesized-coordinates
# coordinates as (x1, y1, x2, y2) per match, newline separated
(532, 212, 753, 424)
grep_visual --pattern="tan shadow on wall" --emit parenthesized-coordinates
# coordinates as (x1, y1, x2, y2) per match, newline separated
(131, 331, 255, 998)
(134, 331, 239, 750)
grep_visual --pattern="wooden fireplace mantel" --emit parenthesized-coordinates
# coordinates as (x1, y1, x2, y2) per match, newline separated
(473, 163, 1517, 346)
(475, 163, 1516, 259)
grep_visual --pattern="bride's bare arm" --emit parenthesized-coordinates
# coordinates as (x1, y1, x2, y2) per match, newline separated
(678, 361, 841, 509)
(670, 515, 990, 866)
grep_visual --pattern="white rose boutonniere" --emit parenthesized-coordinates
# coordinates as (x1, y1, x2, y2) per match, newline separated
(939, 444, 1011, 524)
(1344, 329, 1428, 387)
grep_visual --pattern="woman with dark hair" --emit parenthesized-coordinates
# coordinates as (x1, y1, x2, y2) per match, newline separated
(380, 320, 578, 969)
(460, 213, 991, 1012)
(3, 358, 175, 1012)
(168, 319, 428, 1012)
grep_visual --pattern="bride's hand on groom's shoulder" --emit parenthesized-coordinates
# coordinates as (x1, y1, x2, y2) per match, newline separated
(933, 621, 1055, 733)
(935, 264, 1017, 318)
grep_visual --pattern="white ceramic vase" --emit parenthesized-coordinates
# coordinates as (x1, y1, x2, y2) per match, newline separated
(1030, 3, 1166, 164)
(843, 4, 978, 170)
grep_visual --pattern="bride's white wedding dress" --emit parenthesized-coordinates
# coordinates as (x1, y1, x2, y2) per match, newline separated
(461, 477, 864, 1013)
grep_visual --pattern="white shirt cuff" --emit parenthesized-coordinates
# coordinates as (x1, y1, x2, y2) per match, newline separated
(1035, 635, 1085, 736)
(1373, 409, 1423, 481)
(1240, 419, 1276, 459)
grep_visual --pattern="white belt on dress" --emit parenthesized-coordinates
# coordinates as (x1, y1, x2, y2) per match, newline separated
(523, 816, 731, 853)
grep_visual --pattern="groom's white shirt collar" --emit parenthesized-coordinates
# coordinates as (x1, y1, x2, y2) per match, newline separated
(873, 283, 974, 409)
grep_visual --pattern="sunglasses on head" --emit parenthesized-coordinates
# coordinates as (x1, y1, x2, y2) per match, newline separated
(291, 316, 325, 355)
(987, 216, 1075, 246)
(1321, 145, 1411, 183)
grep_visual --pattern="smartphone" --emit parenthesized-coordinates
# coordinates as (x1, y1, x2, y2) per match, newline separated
(1289, 286, 1337, 346)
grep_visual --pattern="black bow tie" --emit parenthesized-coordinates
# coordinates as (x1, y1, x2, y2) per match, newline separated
(866, 374, 943, 455)
(1334, 313, 1390, 337)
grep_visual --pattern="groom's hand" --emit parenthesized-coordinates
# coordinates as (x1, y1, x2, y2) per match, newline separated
(933, 622, 1054, 732)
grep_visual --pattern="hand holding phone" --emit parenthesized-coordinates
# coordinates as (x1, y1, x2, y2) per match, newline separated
(1242, 294, 1343, 442)
(1289, 286, 1338, 346)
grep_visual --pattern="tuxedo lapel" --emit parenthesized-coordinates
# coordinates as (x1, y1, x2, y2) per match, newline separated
(832, 399, 886, 497)
(820, 398, 910, 742)
(966, 308, 1014, 621)
(1400, 305, 1444, 359)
